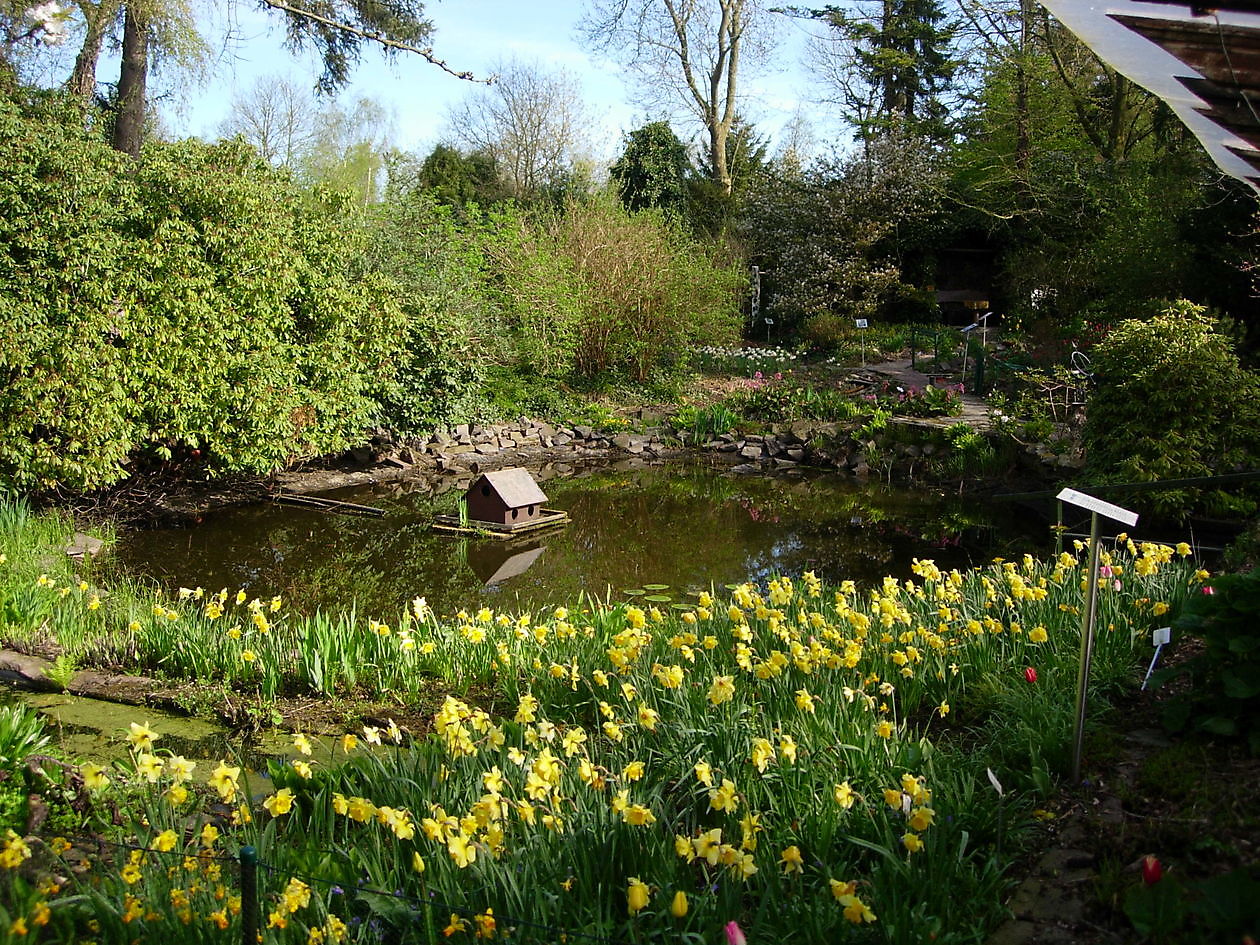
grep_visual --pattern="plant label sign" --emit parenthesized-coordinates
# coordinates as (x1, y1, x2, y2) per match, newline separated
(855, 319, 869, 329)
(1152, 626, 1171, 647)
(1055, 488, 1138, 527)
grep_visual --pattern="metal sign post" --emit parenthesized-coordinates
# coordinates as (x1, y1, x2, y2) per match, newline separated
(855, 319, 868, 367)
(1057, 488, 1138, 784)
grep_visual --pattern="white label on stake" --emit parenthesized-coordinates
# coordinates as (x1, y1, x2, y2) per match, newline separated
(1055, 488, 1139, 527)
(855, 319, 868, 329)
(1152, 627, 1171, 647)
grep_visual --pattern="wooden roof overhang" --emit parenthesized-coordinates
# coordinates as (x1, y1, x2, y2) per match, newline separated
(1039, 0, 1260, 191)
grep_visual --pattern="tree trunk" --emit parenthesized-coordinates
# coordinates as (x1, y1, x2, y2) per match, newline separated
(112, 5, 148, 157)
(68, 0, 120, 107)
(710, 122, 732, 196)
(1013, 0, 1032, 206)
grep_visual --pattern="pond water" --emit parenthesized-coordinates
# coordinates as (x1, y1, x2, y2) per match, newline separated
(113, 457, 1052, 619)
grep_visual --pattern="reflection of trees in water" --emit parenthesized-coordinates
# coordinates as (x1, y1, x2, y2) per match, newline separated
(114, 463, 1048, 620)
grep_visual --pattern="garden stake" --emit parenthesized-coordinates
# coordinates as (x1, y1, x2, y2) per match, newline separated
(1057, 488, 1139, 784)
(1141, 627, 1172, 690)
(240, 846, 258, 945)
(1054, 499, 1064, 556)
(1072, 511, 1102, 784)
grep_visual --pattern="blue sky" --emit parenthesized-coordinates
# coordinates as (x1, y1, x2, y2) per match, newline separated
(158, 1, 840, 164)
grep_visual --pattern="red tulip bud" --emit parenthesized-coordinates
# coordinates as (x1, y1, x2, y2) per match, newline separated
(1202, 586, 1215, 595)
(1142, 855, 1162, 885)
(1024, 666, 1038, 684)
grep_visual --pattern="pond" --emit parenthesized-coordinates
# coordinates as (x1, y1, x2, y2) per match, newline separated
(112, 457, 1052, 619)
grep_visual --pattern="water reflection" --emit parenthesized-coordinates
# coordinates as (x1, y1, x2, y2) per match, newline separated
(111, 458, 1050, 619)
(467, 542, 547, 586)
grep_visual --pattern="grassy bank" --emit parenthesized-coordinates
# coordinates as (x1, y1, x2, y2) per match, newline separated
(0, 502, 1205, 943)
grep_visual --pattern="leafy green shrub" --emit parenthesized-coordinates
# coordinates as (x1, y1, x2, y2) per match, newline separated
(1083, 302, 1260, 518)
(0, 96, 405, 491)
(890, 384, 963, 418)
(487, 195, 745, 382)
(483, 203, 585, 378)
(560, 196, 745, 381)
(673, 402, 739, 442)
(1156, 568, 1260, 754)
(361, 186, 496, 432)
(735, 383, 865, 424)
(799, 313, 853, 352)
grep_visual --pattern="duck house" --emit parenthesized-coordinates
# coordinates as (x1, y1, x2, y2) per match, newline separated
(466, 468, 549, 526)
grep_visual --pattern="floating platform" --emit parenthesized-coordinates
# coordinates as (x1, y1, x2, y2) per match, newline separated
(432, 508, 570, 539)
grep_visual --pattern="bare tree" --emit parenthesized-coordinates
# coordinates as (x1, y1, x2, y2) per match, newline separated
(300, 95, 396, 203)
(582, 0, 774, 196)
(444, 58, 592, 198)
(220, 74, 319, 166)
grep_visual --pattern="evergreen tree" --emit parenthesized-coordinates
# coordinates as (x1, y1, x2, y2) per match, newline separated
(609, 120, 692, 214)
(810, 0, 959, 143)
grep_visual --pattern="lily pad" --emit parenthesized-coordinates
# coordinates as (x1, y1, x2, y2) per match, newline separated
(622, 589, 646, 597)
(643, 584, 671, 591)
(645, 594, 672, 603)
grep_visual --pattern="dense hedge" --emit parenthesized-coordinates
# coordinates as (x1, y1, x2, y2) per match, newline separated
(0, 96, 406, 492)
(1083, 301, 1260, 517)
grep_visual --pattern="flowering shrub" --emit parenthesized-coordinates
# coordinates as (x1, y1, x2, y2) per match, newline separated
(884, 383, 964, 418)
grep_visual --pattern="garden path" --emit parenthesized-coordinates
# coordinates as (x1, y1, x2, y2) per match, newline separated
(867, 358, 994, 432)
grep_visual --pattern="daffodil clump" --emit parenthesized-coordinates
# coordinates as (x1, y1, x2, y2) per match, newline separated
(0, 536, 1203, 943)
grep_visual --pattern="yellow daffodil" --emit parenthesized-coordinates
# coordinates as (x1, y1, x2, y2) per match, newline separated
(627, 877, 650, 914)
(708, 674, 735, 705)
(126, 721, 159, 752)
(264, 788, 295, 817)
(80, 763, 110, 791)
(833, 781, 856, 809)
(779, 845, 805, 875)
(208, 762, 240, 802)
(709, 778, 739, 813)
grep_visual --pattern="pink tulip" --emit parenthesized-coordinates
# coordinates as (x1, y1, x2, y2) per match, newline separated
(724, 921, 747, 945)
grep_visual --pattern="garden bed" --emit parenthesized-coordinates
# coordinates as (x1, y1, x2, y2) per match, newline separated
(0, 501, 1223, 944)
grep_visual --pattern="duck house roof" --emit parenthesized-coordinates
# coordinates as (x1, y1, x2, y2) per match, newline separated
(473, 468, 549, 508)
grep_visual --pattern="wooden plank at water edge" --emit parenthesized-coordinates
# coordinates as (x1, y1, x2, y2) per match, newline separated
(432, 508, 570, 539)
(271, 493, 386, 517)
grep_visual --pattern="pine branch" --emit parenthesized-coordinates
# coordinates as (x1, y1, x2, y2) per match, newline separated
(258, 0, 493, 83)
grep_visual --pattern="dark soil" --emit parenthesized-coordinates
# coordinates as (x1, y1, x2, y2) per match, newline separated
(989, 663, 1260, 945)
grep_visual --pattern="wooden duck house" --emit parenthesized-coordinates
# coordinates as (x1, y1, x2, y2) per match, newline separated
(433, 467, 569, 537)
(466, 468, 549, 526)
